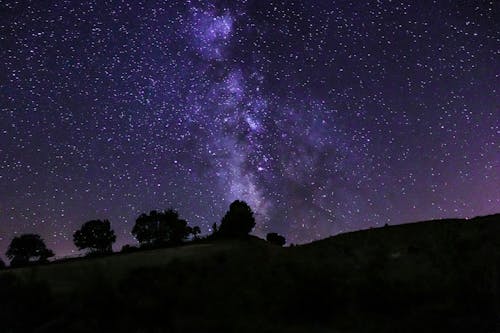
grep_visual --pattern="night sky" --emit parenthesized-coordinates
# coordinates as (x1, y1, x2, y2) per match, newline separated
(0, 0, 498, 257)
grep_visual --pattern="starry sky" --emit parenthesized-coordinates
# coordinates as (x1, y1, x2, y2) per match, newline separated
(0, 0, 498, 257)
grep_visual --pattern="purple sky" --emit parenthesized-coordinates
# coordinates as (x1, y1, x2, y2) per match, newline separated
(0, 0, 498, 257)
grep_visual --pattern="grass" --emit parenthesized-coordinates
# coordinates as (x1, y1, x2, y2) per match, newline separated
(1, 213, 499, 332)
(6, 242, 225, 293)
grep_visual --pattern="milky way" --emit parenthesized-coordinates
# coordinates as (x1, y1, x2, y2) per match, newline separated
(0, 1, 498, 256)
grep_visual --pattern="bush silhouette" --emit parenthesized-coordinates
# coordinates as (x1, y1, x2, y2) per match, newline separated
(121, 244, 139, 253)
(73, 219, 116, 255)
(266, 232, 286, 246)
(132, 209, 192, 247)
(6, 234, 54, 267)
(218, 200, 256, 237)
(0, 258, 5, 269)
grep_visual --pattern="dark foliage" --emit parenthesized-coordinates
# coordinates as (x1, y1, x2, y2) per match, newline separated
(218, 200, 256, 237)
(73, 219, 116, 254)
(266, 232, 286, 246)
(132, 209, 192, 247)
(0, 258, 5, 269)
(6, 234, 54, 267)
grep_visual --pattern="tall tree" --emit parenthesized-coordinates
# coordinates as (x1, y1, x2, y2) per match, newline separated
(218, 200, 256, 237)
(132, 209, 191, 247)
(73, 219, 116, 254)
(6, 234, 54, 267)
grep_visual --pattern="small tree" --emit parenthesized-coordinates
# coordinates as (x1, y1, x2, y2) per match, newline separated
(266, 232, 286, 246)
(6, 234, 54, 267)
(132, 209, 191, 247)
(218, 200, 256, 237)
(189, 226, 201, 240)
(73, 219, 116, 255)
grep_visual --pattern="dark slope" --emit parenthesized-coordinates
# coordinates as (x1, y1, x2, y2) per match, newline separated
(1, 214, 499, 332)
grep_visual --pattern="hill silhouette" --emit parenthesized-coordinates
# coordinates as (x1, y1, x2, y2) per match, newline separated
(0, 213, 498, 332)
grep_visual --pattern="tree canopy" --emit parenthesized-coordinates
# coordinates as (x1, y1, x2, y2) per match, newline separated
(73, 219, 116, 254)
(218, 200, 256, 237)
(132, 209, 192, 247)
(6, 234, 54, 267)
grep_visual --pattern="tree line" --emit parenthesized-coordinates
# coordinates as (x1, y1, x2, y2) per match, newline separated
(0, 200, 286, 268)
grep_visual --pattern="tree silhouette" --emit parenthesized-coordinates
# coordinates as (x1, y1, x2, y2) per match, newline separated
(218, 200, 256, 237)
(132, 209, 191, 247)
(6, 234, 54, 267)
(0, 258, 5, 269)
(73, 219, 116, 255)
(266, 232, 286, 246)
(189, 226, 201, 240)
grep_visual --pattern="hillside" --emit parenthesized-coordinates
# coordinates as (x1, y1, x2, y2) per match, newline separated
(1, 214, 499, 332)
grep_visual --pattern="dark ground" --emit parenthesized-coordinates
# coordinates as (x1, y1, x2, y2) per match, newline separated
(1, 213, 499, 332)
